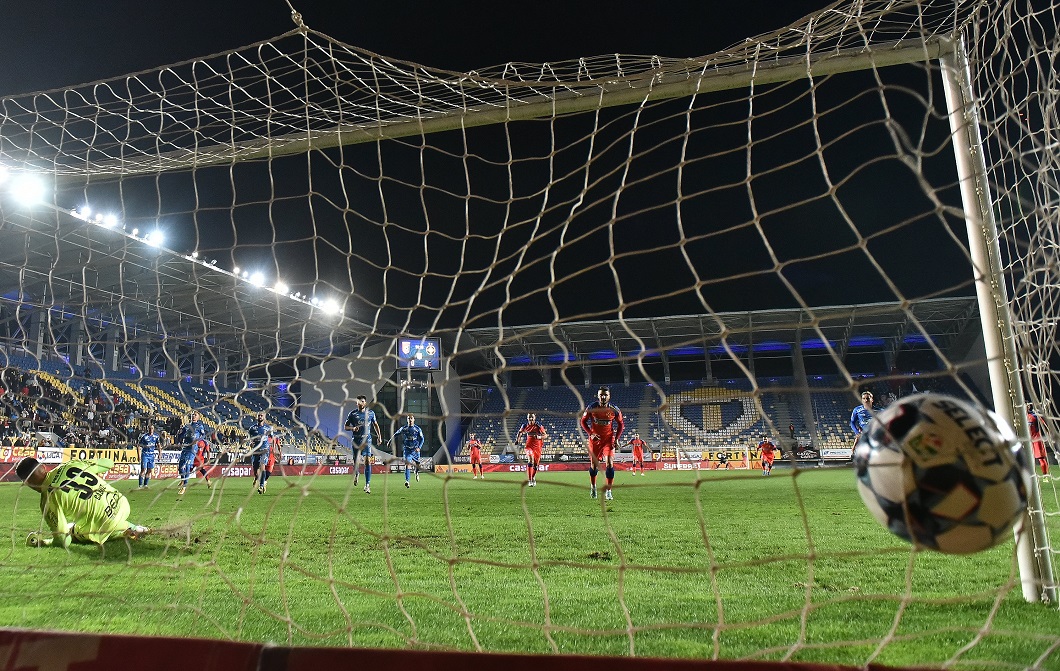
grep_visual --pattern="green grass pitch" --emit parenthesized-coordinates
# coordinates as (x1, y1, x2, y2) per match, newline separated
(1, 467, 1057, 668)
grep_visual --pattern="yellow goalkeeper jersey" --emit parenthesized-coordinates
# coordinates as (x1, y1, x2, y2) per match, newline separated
(39, 459, 130, 546)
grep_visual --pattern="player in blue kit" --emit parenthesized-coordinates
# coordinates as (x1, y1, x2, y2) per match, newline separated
(137, 424, 160, 489)
(177, 411, 211, 496)
(850, 391, 878, 443)
(248, 412, 273, 494)
(391, 414, 425, 488)
(345, 395, 381, 494)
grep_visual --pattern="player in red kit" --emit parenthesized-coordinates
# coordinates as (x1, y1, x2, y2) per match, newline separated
(467, 433, 484, 479)
(623, 431, 647, 476)
(757, 436, 780, 476)
(515, 413, 547, 487)
(1028, 404, 1050, 476)
(193, 434, 213, 489)
(580, 386, 624, 500)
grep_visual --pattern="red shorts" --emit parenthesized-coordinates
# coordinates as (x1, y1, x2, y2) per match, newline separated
(1033, 439, 1047, 460)
(525, 446, 542, 462)
(469, 449, 481, 464)
(589, 436, 614, 461)
(193, 441, 209, 469)
(762, 453, 775, 465)
(632, 446, 644, 462)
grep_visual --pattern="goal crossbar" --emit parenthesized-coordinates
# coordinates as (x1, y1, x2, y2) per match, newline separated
(56, 37, 951, 181)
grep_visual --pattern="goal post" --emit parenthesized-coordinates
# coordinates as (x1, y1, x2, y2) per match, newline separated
(939, 33, 1055, 605)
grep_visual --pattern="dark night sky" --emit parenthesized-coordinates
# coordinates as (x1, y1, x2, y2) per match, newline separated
(0, 1, 973, 331)
(1, 2, 837, 94)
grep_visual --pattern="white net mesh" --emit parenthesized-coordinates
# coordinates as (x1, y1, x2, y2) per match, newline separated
(1, 0, 1059, 666)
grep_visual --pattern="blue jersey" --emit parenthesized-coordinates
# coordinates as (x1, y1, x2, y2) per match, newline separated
(394, 424, 424, 452)
(180, 420, 210, 452)
(850, 405, 877, 435)
(248, 422, 273, 456)
(345, 408, 377, 448)
(138, 432, 160, 467)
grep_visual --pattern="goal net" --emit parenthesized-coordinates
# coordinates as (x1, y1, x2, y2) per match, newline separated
(0, 0, 1058, 667)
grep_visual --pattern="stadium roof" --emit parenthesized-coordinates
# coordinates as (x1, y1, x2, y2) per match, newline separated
(452, 297, 982, 377)
(0, 195, 982, 380)
(0, 204, 374, 368)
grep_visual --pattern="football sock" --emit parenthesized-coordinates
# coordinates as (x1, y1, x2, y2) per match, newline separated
(589, 467, 597, 485)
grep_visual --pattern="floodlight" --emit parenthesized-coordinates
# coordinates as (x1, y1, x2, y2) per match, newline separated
(274, 281, 289, 294)
(145, 230, 164, 247)
(9, 174, 45, 207)
(102, 214, 118, 228)
(78, 205, 92, 219)
(249, 272, 265, 287)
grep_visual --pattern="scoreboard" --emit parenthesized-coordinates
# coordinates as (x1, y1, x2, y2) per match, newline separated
(396, 337, 441, 370)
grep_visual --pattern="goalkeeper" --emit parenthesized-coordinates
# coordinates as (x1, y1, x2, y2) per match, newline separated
(16, 456, 150, 549)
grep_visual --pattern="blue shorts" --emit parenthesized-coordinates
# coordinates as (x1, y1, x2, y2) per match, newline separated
(178, 449, 196, 477)
(403, 448, 420, 464)
(141, 455, 156, 471)
(250, 449, 270, 470)
(352, 438, 373, 458)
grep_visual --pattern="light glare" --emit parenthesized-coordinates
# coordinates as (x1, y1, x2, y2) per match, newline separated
(9, 174, 45, 207)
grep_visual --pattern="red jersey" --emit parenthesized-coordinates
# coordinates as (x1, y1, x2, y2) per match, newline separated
(1028, 412, 1043, 440)
(581, 402, 624, 444)
(193, 439, 211, 469)
(628, 437, 646, 455)
(758, 440, 778, 461)
(468, 438, 483, 462)
(1029, 412, 1047, 459)
(517, 422, 547, 450)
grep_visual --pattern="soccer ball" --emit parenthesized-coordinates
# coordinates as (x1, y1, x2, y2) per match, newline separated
(854, 393, 1030, 554)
